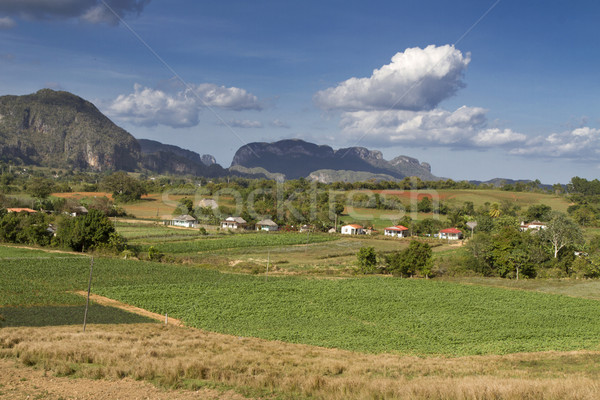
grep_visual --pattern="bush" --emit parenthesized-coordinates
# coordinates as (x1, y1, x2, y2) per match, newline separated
(356, 246, 377, 274)
(148, 246, 163, 261)
(56, 209, 116, 252)
(386, 241, 433, 277)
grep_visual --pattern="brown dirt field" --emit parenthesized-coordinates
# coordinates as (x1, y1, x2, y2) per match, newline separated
(73, 291, 184, 327)
(52, 192, 114, 200)
(0, 358, 249, 400)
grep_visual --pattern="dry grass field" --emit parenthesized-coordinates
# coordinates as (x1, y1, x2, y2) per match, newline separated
(2, 324, 600, 399)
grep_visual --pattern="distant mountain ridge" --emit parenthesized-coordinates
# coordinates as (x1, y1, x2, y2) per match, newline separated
(0, 89, 439, 183)
(231, 139, 438, 180)
(0, 89, 140, 171)
(0, 89, 224, 176)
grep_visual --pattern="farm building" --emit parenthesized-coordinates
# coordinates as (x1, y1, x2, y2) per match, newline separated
(520, 221, 547, 231)
(439, 228, 463, 240)
(221, 216, 247, 230)
(384, 225, 409, 237)
(256, 219, 278, 231)
(172, 214, 198, 228)
(70, 205, 88, 217)
(341, 224, 364, 235)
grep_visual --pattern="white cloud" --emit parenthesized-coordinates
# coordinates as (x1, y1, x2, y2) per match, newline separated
(472, 128, 527, 147)
(0, 17, 16, 29)
(0, 0, 149, 25)
(314, 45, 470, 112)
(106, 83, 262, 128)
(222, 119, 263, 129)
(511, 127, 600, 159)
(270, 119, 290, 128)
(337, 106, 527, 149)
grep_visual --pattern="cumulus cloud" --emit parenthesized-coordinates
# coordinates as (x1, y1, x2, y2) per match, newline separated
(0, 0, 150, 25)
(511, 127, 600, 159)
(222, 119, 263, 129)
(0, 17, 16, 29)
(314, 45, 470, 112)
(472, 128, 527, 147)
(106, 83, 261, 128)
(338, 106, 526, 149)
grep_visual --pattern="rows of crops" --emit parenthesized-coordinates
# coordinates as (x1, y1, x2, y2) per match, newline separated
(115, 224, 202, 240)
(133, 232, 338, 254)
(3, 245, 600, 356)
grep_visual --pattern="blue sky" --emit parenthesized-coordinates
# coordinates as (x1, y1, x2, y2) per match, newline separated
(1, 0, 599, 183)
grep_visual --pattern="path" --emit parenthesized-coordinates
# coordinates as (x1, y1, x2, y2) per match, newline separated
(74, 291, 184, 327)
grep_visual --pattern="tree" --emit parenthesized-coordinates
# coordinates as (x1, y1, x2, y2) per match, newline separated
(386, 241, 433, 277)
(100, 172, 146, 203)
(525, 204, 552, 222)
(356, 246, 377, 274)
(26, 177, 54, 201)
(417, 196, 432, 213)
(542, 213, 584, 258)
(57, 209, 116, 252)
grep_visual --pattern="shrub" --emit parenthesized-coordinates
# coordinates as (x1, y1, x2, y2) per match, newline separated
(356, 246, 377, 274)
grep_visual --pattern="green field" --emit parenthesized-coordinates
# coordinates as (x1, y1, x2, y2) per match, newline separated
(131, 231, 339, 254)
(3, 245, 600, 356)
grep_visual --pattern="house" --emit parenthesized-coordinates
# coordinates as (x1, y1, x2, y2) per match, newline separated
(256, 219, 278, 231)
(520, 221, 547, 231)
(172, 214, 198, 228)
(341, 224, 364, 235)
(384, 225, 409, 238)
(70, 206, 88, 217)
(221, 216, 247, 230)
(6, 208, 37, 213)
(439, 228, 463, 240)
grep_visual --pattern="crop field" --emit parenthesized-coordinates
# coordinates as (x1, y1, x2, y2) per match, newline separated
(115, 223, 203, 240)
(3, 245, 600, 357)
(131, 231, 339, 255)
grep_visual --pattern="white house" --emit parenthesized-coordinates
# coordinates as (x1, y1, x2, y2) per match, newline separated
(520, 221, 547, 231)
(256, 219, 278, 231)
(341, 224, 364, 235)
(384, 225, 409, 238)
(221, 216, 247, 229)
(439, 228, 463, 240)
(172, 214, 198, 228)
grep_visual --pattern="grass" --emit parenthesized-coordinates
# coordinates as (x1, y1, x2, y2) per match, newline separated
(3, 245, 600, 356)
(3, 324, 600, 400)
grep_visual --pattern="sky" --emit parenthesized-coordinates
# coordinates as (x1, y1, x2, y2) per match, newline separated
(0, 0, 599, 183)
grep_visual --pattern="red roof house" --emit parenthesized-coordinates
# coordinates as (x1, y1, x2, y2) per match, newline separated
(384, 225, 409, 238)
(439, 228, 463, 240)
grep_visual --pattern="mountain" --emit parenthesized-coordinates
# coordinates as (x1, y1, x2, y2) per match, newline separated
(138, 138, 225, 176)
(0, 89, 140, 171)
(230, 139, 437, 181)
(0, 89, 225, 176)
(138, 139, 215, 166)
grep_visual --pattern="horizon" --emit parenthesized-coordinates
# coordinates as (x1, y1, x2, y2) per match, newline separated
(1, 1, 599, 183)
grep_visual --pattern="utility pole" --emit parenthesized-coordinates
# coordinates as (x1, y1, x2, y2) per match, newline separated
(83, 257, 94, 332)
